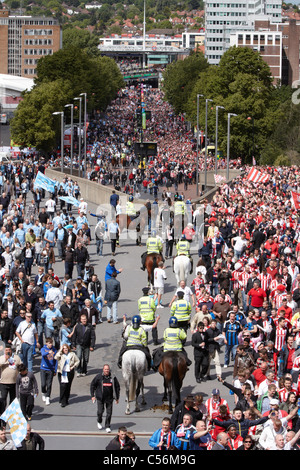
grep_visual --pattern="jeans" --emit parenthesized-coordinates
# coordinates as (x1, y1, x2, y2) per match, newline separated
(57, 240, 64, 258)
(24, 257, 34, 276)
(106, 301, 118, 323)
(20, 342, 34, 372)
(224, 343, 238, 366)
(40, 369, 55, 398)
(96, 239, 104, 256)
(97, 400, 113, 427)
(76, 345, 90, 375)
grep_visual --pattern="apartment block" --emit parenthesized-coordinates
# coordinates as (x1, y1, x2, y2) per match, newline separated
(0, 10, 62, 78)
(204, 0, 282, 64)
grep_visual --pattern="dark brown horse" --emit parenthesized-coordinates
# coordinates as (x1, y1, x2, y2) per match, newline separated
(145, 253, 163, 289)
(158, 351, 188, 414)
(116, 204, 150, 246)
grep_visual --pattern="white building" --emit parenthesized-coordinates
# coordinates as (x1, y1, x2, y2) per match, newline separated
(204, 0, 282, 64)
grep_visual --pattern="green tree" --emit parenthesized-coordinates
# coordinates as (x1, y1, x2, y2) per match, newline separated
(162, 51, 209, 114)
(62, 27, 101, 57)
(10, 79, 74, 150)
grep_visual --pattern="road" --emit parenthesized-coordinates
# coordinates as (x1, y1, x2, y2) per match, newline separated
(12, 193, 236, 451)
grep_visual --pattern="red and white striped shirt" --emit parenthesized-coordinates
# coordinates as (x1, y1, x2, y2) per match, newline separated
(258, 273, 272, 292)
(274, 326, 287, 351)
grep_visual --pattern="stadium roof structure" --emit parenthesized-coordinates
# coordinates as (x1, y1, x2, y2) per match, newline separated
(0, 74, 34, 95)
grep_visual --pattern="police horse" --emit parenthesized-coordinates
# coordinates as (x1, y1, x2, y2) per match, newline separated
(122, 349, 147, 415)
(158, 351, 188, 414)
(116, 204, 150, 246)
(173, 255, 191, 286)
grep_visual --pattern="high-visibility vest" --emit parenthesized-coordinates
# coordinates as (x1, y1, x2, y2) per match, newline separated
(163, 327, 186, 351)
(126, 326, 147, 347)
(174, 201, 185, 216)
(170, 299, 191, 322)
(126, 201, 136, 216)
(146, 237, 162, 254)
(176, 240, 190, 256)
(138, 296, 156, 322)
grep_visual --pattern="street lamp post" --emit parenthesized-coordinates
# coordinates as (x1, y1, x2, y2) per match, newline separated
(196, 93, 203, 197)
(215, 105, 224, 178)
(227, 113, 237, 181)
(204, 98, 213, 190)
(74, 96, 82, 177)
(52, 111, 64, 173)
(80, 92, 87, 177)
(65, 104, 74, 176)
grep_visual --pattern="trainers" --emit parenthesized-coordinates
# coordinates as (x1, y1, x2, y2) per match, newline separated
(106, 427, 111, 433)
(45, 397, 50, 406)
(42, 394, 46, 402)
(97, 423, 103, 430)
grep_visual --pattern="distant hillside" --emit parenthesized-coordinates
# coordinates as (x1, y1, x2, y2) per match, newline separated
(0, 0, 204, 37)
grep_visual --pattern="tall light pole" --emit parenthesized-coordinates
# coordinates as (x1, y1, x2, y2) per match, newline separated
(65, 103, 74, 176)
(196, 93, 203, 197)
(52, 111, 64, 173)
(74, 96, 82, 178)
(215, 105, 224, 178)
(80, 92, 87, 177)
(204, 98, 213, 190)
(227, 113, 237, 181)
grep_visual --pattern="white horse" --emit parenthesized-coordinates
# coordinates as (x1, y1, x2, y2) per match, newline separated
(122, 349, 147, 415)
(174, 255, 191, 286)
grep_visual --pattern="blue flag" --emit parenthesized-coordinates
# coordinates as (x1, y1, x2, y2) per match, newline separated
(0, 398, 27, 447)
(34, 171, 57, 193)
(59, 196, 80, 207)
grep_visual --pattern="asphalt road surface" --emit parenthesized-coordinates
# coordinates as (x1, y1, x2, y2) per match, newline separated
(17, 194, 235, 451)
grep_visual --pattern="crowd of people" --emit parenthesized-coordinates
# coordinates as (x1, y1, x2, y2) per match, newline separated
(47, 84, 241, 201)
(1, 83, 300, 451)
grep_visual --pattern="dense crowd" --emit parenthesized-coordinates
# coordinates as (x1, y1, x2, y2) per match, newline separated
(0, 156, 299, 451)
(48, 85, 241, 200)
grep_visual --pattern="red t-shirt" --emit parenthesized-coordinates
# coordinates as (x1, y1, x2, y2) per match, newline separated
(248, 288, 267, 307)
(252, 368, 267, 386)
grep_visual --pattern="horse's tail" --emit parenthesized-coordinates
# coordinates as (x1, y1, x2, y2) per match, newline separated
(171, 353, 181, 403)
(179, 258, 186, 283)
(129, 357, 138, 402)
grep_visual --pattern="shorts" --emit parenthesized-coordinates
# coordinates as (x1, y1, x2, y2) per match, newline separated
(155, 287, 164, 295)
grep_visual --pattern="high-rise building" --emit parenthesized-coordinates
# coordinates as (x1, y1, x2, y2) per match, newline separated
(204, 0, 282, 64)
(0, 10, 62, 78)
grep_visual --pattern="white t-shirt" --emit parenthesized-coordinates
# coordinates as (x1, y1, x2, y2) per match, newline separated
(176, 286, 193, 303)
(154, 268, 167, 288)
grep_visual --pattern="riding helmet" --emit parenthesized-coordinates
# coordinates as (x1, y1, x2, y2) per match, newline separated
(169, 316, 178, 328)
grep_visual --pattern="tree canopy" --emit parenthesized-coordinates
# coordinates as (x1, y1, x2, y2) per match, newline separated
(10, 46, 124, 150)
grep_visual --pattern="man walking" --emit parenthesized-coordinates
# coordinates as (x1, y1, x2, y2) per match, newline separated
(90, 364, 120, 433)
(72, 313, 95, 377)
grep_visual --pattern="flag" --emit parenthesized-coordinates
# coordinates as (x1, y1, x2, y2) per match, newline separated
(214, 174, 226, 184)
(291, 191, 300, 210)
(59, 196, 80, 207)
(33, 171, 57, 193)
(252, 156, 256, 166)
(0, 398, 27, 447)
(247, 167, 270, 183)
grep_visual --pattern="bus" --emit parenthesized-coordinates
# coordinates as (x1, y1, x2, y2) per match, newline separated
(206, 145, 224, 158)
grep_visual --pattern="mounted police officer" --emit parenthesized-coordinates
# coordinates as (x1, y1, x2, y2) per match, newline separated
(138, 287, 159, 345)
(141, 230, 164, 271)
(117, 315, 154, 370)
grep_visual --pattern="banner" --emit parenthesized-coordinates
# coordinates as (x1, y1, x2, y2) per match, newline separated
(0, 398, 27, 447)
(291, 191, 300, 210)
(33, 171, 57, 193)
(214, 174, 226, 184)
(247, 167, 270, 183)
(59, 196, 80, 207)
